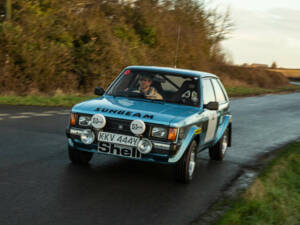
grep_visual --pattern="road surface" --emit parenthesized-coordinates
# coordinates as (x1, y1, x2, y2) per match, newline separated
(1, 93, 300, 225)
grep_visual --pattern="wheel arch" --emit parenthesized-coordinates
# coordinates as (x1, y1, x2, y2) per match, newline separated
(168, 125, 200, 163)
(213, 115, 232, 146)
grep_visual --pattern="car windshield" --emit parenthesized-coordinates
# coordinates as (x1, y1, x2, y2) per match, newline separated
(106, 69, 200, 107)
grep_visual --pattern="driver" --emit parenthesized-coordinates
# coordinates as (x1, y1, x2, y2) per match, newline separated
(137, 74, 163, 100)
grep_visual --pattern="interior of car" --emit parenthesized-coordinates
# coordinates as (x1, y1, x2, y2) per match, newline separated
(110, 70, 200, 106)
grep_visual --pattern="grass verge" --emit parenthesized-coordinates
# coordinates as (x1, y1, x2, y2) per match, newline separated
(226, 85, 300, 97)
(0, 85, 300, 107)
(216, 141, 300, 225)
(0, 95, 93, 107)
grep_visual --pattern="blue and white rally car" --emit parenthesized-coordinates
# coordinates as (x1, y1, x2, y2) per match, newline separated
(66, 66, 232, 183)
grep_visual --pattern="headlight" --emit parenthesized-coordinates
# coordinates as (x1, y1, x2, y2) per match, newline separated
(91, 114, 106, 129)
(79, 116, 91, 126)
(80, 129, 95, 145)
(137, 138, 152, 154)
(130, 119, 146, 135)
(151, 127, 168, 139)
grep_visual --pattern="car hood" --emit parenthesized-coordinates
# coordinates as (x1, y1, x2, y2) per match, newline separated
(72, 95, 201, 126)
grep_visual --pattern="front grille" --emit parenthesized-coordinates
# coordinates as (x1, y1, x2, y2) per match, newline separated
(103, 117, 151, 137)
(151, 148, 169, 155)
(75, 115, 168, 141)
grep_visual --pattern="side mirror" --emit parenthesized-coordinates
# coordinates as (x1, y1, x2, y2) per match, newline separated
(94, 87, 105, 96)
(204, 101, 219, 110)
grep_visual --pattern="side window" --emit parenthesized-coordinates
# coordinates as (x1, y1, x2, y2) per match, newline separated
(202, 78, 216, 105)
(217, 79, 229, 101)
(211, 79, 227, 103)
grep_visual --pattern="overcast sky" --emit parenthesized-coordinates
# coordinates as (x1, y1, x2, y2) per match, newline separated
(209, 0, 300, 68)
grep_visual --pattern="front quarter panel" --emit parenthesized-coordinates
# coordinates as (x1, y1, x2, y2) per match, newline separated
(168, 125, 200, 163)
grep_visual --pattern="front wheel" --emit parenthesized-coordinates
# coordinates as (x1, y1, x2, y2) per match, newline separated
(209, 128, 229, 161)
(175, 140, 198, 183)
(68, 145, 93, 164)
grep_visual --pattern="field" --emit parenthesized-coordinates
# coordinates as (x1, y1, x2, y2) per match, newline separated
(214, 65, 290, 89)
(269, 69, 300, 79)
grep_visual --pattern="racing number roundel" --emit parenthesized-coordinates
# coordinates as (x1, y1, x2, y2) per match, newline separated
(91, 114, 106, 129)
(130, 119, 146, 135)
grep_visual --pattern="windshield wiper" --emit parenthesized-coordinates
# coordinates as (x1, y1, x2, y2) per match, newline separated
(148, 99, 165, 104)
(112, 90, 165, 104)
(132, 97, 165, 104)
(113, 90, 144, 98)
(127, 92, 145, 98)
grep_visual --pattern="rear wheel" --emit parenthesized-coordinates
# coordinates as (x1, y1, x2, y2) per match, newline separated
(209, 128, 229, 160)
(68, 145, 93, 164)
(175, 140, 198, 183)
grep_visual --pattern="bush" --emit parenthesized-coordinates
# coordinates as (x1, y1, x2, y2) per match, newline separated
(1, 0, 286, 95)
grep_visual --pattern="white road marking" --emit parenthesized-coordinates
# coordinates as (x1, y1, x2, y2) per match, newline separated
(43, 111, 62, 114)
(1, 110, 69, 120)
(19, 112, 53, 116)
(54, 112, 69, 115)
(43, 110, 69, 115)
(30, 113, 53, 117)
(19, 112, 37, 115)
(9, 115, 31, 119)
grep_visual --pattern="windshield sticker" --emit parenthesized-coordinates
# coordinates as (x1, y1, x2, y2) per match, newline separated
(124, 70, 131, 75)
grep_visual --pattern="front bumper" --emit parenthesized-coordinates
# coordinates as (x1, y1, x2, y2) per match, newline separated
(66, 128, 177, 164)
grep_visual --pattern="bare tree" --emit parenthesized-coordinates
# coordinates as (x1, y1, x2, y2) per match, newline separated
(208, 6, 234, 62)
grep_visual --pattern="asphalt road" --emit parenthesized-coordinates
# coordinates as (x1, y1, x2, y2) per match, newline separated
(1, 93, 300, 225)
(291, 81, 300, 86)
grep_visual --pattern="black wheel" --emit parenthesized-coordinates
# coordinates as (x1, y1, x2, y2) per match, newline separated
(209, 128, 229, 161)
(68, 145, 93, 164)
(175, 140, 198, 183)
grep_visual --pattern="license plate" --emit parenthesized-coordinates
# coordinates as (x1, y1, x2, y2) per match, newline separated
(98, 143, 141, 159)
(98, 132, 139, 147)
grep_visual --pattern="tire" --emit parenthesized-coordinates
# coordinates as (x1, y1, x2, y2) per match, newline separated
(68, 145, 93, 164)
(209, 128, 229, 161)
(175, 140, 198, 183)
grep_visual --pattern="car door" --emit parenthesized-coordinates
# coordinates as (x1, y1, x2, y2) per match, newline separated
(201, 78, 218, 143)
(211, 78, 230, 129)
